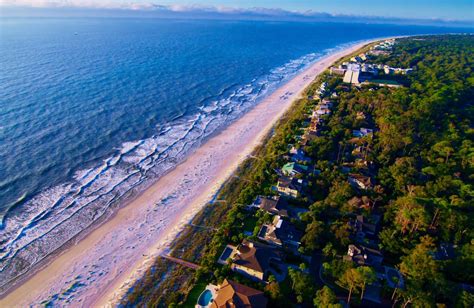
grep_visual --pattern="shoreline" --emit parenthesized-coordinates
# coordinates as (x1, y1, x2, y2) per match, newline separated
(0, 38, 384, 307)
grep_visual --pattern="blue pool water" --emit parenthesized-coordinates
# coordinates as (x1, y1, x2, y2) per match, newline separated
(220, 247, 234, 261)
(0, 17, 469, 285)
(198, 289, 213, 306)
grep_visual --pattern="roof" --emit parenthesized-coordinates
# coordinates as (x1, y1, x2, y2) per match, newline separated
(211, 279, 268, 308)
(281, 162, 309, 176)
(260, 216, 302, 246)
(233, 240, 282, 274)
(348, 174, 373, 188)
(353, 214, 381, 234)
(348, 196, 373, 209)
(256, 196, 288, 217)
(346, 244, 383, 266)
(277, 176, 304, 191)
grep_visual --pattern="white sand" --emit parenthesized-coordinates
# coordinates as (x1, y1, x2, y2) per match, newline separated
(0, 40, 377, 307)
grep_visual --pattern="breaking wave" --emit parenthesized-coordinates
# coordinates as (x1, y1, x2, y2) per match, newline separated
(0, 44, 352, 288)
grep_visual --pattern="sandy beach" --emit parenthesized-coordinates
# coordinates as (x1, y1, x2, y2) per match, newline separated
(0, 39, 378, 307)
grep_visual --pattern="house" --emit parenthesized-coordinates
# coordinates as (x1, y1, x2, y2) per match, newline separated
(321, 98, 333, 106)
(231, 240, 282, 282)
(308, 121, 319, 133)
(289, 146, 312, 163)
(281, 162, 309, 177)
(276, 177, 304, 198)
(251, 195, 289, 217)
(316, 82, 328, 97)
(352, 128, 373, 138)
(316, 108, 331, 115)
(351, 145, 367, 159)
(258, 215, 303, 249)
(349, 214, 381, 241)
(210, 279, 268, 308)
(347, 196, 374, 210)
(300, 131, 318, 146)
(311, 110, 323, 121)
(356, 111, 366, 120)
(348, 174, 374, 190)
(344, 244, 383, 266)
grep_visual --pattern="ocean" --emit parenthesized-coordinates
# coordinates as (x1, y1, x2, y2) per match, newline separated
(0, 18, 468, 283)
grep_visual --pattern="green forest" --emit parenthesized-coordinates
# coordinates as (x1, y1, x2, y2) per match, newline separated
(123, 35, 474, 308)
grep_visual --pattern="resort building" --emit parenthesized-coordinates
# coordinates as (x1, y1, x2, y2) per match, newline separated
(343, 64, 361, 85)
(231, 240, 283, 282)
(210, 279, 268, 308)
(258, 215, 302, 249)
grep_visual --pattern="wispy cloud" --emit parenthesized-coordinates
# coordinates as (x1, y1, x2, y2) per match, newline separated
(1, 1, 473, 27)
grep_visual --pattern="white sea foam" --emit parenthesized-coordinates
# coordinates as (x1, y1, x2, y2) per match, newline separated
(0, 46, 350, 290)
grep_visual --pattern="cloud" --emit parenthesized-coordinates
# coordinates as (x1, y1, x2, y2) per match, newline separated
(1, 0, 473, 26)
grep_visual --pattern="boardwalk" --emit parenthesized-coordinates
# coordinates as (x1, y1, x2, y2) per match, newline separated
(160, 254, 201, 270)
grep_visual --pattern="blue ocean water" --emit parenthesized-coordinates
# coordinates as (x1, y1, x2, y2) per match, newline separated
(0, 18, 469, 284)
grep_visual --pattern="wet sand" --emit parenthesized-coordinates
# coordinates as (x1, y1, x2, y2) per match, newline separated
(1, 39, 378, 307)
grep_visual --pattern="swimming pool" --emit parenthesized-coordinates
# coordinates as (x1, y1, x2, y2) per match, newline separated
(197, 289, 213, 306)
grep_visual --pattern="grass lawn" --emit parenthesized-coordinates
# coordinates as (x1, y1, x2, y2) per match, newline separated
(182, 280, 208, 308)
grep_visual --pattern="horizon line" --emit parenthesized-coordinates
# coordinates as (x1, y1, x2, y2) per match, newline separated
(1, 3, 474, 26)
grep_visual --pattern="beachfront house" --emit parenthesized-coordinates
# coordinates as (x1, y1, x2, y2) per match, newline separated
(316, 82, 328, 97)
(210, 279, 268, 308)
(276, 176, 304, 198)
(257, 215, 302, 249)
(289, 146, 312, 162)
(315, 107, 331, 116)
(250, 195, 289, 217)
(281, 162, 309, 177)
(230, 240, 283, 282)
(344, 244, 384, 267)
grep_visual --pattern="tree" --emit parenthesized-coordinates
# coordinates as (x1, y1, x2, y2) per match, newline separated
(388, 157, 419, 193)
(301, 219, 325, 251)
(314, 286, 342, 307)
(357, 266, 377, 300)
(288, 268, 315, 304)
(338, 268, 361, 303)
(432, 140, 455, 164)
(399, 236, 447, 306)
(265, 281, 282, 302)
(394, 196, 429, 235)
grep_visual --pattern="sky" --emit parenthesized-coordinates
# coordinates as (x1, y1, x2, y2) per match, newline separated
(1, 0, 473, 22)
(157, 0, 474, 21)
